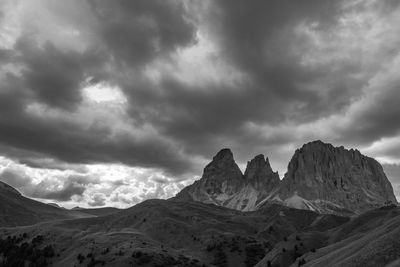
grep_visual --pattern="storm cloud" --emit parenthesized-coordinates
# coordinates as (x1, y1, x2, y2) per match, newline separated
(0, 0, 400, 206)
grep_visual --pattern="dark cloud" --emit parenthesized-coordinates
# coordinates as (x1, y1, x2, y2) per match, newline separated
(89, 0, 196, 67)
(14, 36, 108, 110)
(0, 111, 196, 175)
(18, 158, 89, 173)
(112, 0, 378, 162)
(0, 0, 198, 176)
(199, 0, 358, 119)
(337, 85, 400, 146)
(0, 49, 13, 62)
(0, 0, 400, 187)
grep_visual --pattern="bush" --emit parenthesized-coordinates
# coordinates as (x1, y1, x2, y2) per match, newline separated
(212, 248, 227, 267)
(0, 234, 55, 267)
(77, 253, 85, 263)
(32, 235, 44, 245)
(245, 243, 265, 267)
(298, 258, 306, 266)
(43, 245, 55, 258)
(136, 252, 153, 265)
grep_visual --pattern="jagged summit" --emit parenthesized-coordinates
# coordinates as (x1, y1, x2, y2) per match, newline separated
(213, 148, 234, 160)
(175, 141, 397, 215)
(175, 149, 280, 211)
(274, 140, 397, 214)
(244, 154, 280, 192)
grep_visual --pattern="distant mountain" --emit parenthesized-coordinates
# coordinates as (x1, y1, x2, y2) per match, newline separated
(175, 140, 397, 215)
(0, 181, 93, 227)
(69, 207, 121, 216)
(47, 202, 64, 209)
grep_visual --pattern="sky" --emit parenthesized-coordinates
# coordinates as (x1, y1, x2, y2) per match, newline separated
(0, 0, 400, 208)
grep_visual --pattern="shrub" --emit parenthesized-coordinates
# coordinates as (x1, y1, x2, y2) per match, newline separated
(298, 258, 306, 266)
(245, 243, 265, 267)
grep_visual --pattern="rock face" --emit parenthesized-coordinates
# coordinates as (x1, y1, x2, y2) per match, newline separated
(175, 140, 397, 215)
(272, 140, 397, 214)
(175, 149, 280, 211)
(244, 154, 280, 193)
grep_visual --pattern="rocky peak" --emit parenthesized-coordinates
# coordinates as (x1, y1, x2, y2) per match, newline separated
(212, 148, 234, 162)
(175, 141, 397, 214)
(277, 140, 397, 213)
(201, 148, 244, 195)
(174, 149, 280, 211)
(244, 154, 280, 192)
(245, 154, 273, 174)
(174, 148, 245, 204)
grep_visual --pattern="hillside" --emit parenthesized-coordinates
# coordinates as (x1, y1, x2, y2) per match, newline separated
(256, 205, 400, 267)
(0, 199, 349, 267)
(0, 181, 93, 227)
(2, 199, 400, 267)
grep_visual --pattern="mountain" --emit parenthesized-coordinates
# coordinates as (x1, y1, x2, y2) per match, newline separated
(270, 140, 397, 214)
(175, 141, 397, 215)
(0, 181, 93, 227)
(175, 149, 280, 210)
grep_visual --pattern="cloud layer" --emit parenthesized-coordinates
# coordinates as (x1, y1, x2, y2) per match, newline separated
(1, 0, 400, 206)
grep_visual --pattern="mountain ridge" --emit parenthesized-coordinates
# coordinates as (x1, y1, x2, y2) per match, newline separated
(175, 140, 397, 215)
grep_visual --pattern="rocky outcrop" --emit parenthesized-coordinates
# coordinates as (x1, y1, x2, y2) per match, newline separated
(244, 154, 280, 192)
(175, 141, 397, 215)
(175, 149, 280, 210)
(174, 148, 245, 206)
(271, 140, 397, 214)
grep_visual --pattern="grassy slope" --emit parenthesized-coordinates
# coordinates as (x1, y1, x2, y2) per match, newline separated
(69, 207, 121, 217)
(256, 205, 400, 267)
(0, 199, 347, 267)
(294, 205, 400, 267)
